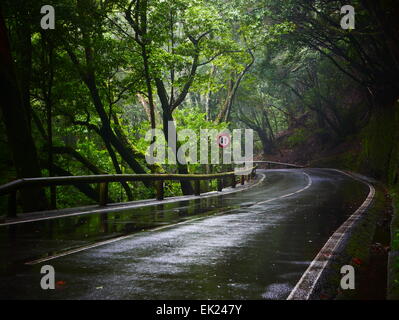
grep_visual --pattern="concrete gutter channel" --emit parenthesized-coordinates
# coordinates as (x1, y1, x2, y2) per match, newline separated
(288, 169, 394, 300)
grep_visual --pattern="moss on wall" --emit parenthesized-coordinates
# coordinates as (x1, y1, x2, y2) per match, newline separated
(357, 101, 399, 299)
(388, 186, 399, 299)
(357, 101, 399, 184)
(311, 101, 399, 184)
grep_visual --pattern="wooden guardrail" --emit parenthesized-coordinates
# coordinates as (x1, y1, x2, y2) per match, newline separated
(236, 161, 305, 169)
(0, 166, 257, 218)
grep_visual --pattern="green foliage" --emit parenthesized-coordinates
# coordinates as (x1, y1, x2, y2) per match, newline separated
(358, 101, 399, 183)
(174, 107, 228, 173)
(389, 186, 399, 299)
(2, 0, 397, 213)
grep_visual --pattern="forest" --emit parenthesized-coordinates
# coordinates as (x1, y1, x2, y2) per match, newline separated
(2, 0, 397, 212)
(1, 0, 399, 301)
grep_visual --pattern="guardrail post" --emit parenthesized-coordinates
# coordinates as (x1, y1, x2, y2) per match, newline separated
(50, 186, 57, 210)
(99, 182, 108, 206)
(231, 175, 236, 188)
(8, 191, 17, 218)
(156, 181, 164, 200)
(194, 180, 201, 196)
(217, 178, 223, 192)
(203, 180, 208, 193)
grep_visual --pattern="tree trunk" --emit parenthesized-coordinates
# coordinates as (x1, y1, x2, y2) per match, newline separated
(258, 130, 275, 155)
(161, 105, 194, 195)
(0, 11, 47, 212)
(216, 50, 255, 123)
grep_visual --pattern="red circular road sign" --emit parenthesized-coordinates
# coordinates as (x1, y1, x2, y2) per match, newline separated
(217, 133, 231, 148)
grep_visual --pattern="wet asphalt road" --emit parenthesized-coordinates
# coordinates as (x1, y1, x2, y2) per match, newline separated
(0, 169, 369, 300)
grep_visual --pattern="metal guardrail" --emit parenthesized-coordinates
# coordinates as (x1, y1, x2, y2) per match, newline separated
(0, 166, 257, 218)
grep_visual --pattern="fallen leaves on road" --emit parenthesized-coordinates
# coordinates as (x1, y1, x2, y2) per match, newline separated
(55, 280, 66, 289)
(352, 257, 363, 266)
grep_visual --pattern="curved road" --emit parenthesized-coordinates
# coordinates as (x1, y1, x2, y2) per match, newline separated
(0, 169, 370, 299)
